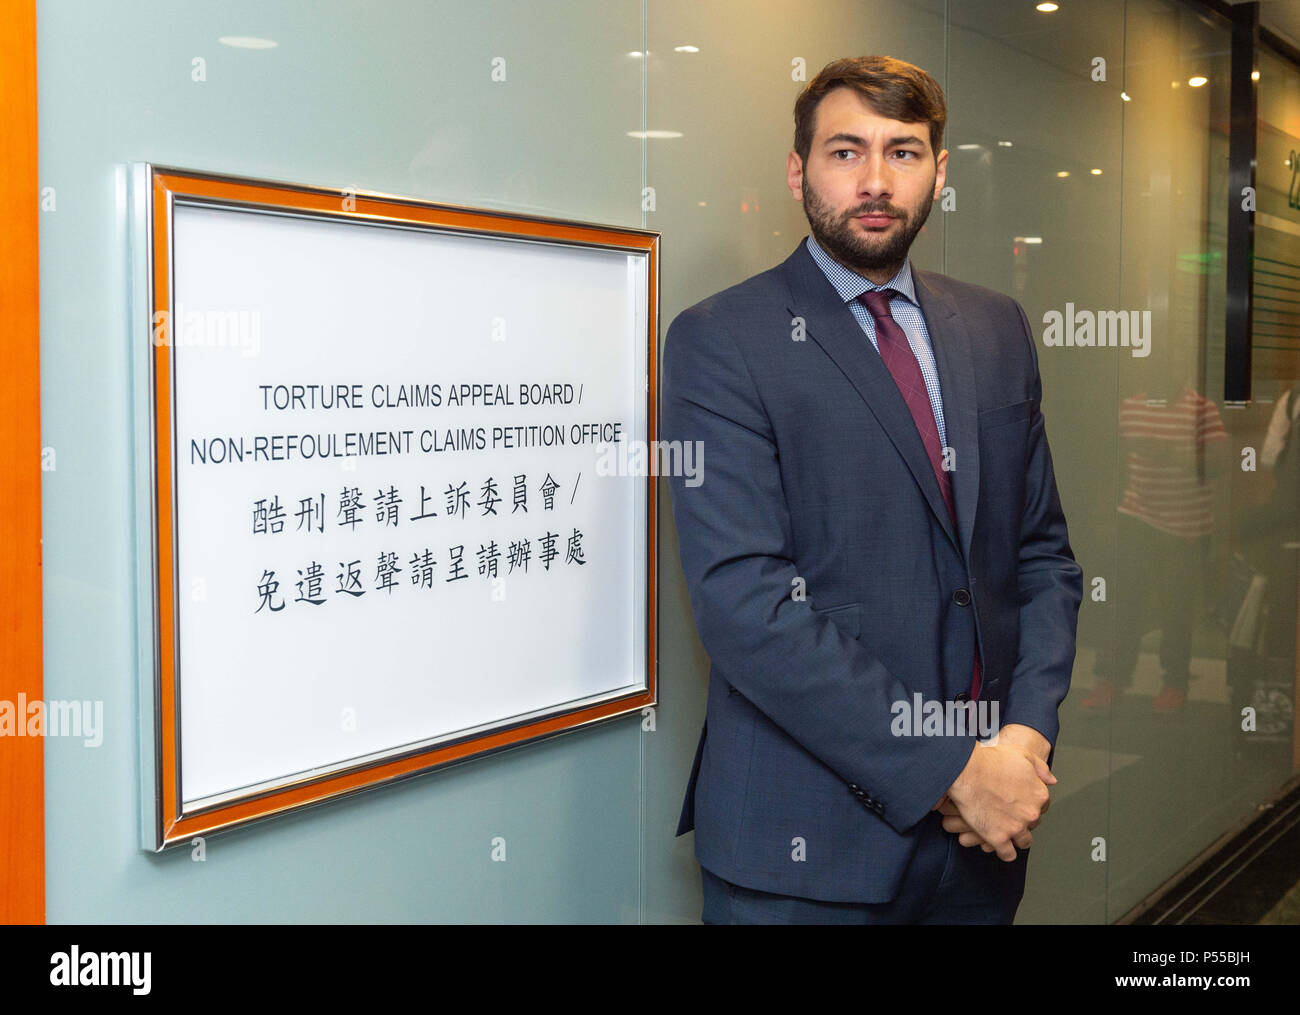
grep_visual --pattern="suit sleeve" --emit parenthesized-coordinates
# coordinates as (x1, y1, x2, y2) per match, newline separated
(661, 305, 974, 834)
(1000, 299, 1084, 760)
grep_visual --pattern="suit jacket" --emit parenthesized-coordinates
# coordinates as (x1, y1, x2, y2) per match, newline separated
(661, 239, 1083, 904)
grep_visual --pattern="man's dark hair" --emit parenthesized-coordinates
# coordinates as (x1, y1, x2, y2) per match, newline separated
(793, 55, 947, 166)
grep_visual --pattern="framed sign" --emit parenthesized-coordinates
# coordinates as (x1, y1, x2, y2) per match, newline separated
(131, 166, 658, 850)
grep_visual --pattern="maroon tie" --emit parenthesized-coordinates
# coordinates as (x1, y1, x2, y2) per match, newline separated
(858, 289, 981, 700)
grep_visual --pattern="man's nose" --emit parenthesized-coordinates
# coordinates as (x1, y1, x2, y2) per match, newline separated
(856, 154, 893, 199)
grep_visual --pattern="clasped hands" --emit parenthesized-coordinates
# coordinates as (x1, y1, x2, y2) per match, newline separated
(929, 723, 1055, 862)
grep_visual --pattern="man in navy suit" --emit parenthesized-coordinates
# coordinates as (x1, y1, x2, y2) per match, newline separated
(661, 55, 1082, 924)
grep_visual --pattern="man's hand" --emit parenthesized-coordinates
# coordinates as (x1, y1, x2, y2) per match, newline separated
(937, 724, 1056, 852)
(944, 736, 1055, 861)
(994, 724, 1054, 831)
(996, 724, 1052, 764)
(938, 795, 1044, 851)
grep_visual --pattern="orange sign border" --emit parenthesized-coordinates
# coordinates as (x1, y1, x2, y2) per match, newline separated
(146, 167, 658, 850)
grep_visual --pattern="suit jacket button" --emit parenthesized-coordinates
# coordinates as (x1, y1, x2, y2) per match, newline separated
(952, 588, 971, 607)
(955, 691, 970, 703)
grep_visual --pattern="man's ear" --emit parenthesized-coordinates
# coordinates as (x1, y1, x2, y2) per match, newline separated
(786, 150, 804, 200)
(933, 148, 948, 199)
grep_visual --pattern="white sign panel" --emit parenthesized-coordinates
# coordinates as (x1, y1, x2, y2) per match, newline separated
(137, 169, 657, 846)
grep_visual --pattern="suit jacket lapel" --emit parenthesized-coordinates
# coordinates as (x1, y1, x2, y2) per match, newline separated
(782, 241, 974, 559)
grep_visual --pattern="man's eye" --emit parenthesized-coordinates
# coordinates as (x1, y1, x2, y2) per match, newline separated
(832, 149, 856, 160)
(893, 150, 920, 160)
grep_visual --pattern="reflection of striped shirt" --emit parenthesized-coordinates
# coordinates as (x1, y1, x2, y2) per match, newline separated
(1116, 389, 1227, 538)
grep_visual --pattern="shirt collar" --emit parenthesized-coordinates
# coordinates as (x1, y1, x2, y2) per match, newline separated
(804, 232, 917, 306)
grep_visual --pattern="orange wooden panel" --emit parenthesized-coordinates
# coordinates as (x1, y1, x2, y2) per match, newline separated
(0, 0, 44, 923)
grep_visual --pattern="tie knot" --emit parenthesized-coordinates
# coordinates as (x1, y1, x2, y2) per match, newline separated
(858, 288, 898, 320)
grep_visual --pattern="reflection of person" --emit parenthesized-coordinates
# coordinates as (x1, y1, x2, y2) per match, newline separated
(662, 55, 1082, 924)
(1246, 381, 1300, 658)
(1082, 382, 1226, 712)
(1259, 383, 1300, 473)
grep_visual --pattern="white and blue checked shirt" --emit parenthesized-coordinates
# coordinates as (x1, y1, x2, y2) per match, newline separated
(804, 233, 948, 448)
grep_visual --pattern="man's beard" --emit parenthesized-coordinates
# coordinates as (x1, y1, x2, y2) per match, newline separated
(801, 171, 934, 277)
